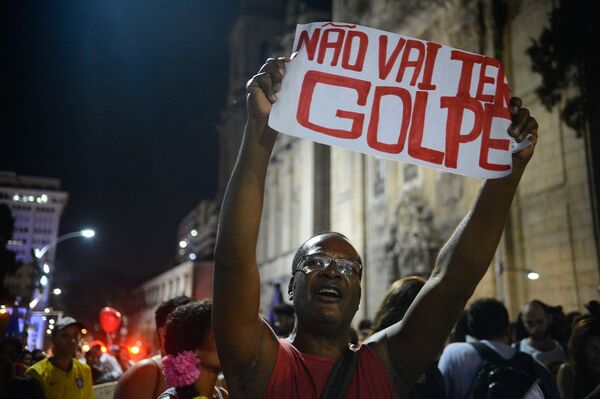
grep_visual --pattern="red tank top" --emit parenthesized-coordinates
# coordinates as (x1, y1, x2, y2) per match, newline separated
(263, 339, 396, 398)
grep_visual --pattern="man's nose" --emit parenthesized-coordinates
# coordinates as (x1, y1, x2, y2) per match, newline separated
(320, 260, 342, 277)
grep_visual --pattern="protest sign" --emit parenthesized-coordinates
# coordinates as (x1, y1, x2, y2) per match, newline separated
(269, 22, 522, 179)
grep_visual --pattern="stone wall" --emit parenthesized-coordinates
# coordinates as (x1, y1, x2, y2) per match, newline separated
(330, 0, 599, 318)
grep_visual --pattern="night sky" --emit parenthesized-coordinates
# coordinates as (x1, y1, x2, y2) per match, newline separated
(2, 1, 237, 325)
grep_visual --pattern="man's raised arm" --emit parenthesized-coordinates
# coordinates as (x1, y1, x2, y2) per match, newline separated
(213, 58, 286, 396)
(368, 97, 539, 388)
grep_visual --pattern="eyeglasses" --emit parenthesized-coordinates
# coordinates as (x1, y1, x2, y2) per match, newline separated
(297, 255, 362, 278)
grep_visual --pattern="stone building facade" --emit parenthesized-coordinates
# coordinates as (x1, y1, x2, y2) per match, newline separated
(218, 0, 599, 320)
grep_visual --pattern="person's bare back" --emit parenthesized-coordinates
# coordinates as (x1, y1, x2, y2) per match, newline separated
(114, 355, 165, 399)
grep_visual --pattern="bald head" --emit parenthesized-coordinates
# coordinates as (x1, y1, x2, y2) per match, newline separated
(522, 300, 552, 341)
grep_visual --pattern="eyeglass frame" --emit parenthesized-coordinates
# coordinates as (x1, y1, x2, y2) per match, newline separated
(293, 254, 363, 278)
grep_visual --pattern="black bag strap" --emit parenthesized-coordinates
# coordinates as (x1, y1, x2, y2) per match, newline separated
(470, 342, 505, 363)
(320, 347, 359, 399)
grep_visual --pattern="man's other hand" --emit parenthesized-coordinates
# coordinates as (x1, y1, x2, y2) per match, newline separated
(246, 57, 287, 120)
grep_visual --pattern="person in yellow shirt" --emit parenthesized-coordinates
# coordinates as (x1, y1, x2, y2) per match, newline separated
(26, 316, 93, 399)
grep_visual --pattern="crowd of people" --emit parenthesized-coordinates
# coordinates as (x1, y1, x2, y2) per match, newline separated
(2, 294, 600, 398)
(1, 58, 599, 399)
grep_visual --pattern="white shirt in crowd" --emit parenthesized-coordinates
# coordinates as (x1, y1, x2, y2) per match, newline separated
(438, 340, 545, 399)
(517, 339, 565, 370)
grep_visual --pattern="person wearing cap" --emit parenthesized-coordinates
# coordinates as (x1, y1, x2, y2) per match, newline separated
(26, 316, 93, 399)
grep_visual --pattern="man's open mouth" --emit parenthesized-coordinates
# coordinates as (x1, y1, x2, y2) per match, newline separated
(315, 286, 342, 300)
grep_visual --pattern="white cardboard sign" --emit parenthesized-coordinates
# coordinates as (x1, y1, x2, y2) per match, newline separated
(269, 22, 517, 179)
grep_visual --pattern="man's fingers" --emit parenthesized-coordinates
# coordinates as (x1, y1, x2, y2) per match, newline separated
(254, 72, 277, 103)
(248, 56, 290, 104)
(509, 97, 522, 116)
(260, 57, 287, 91)
(522, 117, 539, 139)
(509, 108, 530, 140)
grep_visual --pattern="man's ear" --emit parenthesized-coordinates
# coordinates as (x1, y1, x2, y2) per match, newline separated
(288, 276, 295, 300)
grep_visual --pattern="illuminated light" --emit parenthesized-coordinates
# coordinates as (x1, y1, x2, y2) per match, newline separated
(188, 253, 197, 261)
(28, 196, 34, 201)
(48, 324, 54, 330)
(49, 319, 55, 324)
(190, 229, 198, 237)
(43, 263, 50, 273)
(29, 297, 40, 309)
(53, 288, 62, 295)
(81, 328, 88, 335)
(40, 275, 48, 287)
(82, 344, 90, 352)
(101, 346, 107, 353)
(42, 316, 47, 321)
(44, 308, 50, 313)
(34, 249, 42, 259)
(178, 240, 188, 248)
(12, 194, 19, 201)
(0, 308, 6, 315)
(81, 229, 95, 238)
(46, 329, 52, 335)
(527, 272, 540, 280)
(129, 346, 140, 355)
(41, 194, 48, 202)
(36, 197, 42, 203)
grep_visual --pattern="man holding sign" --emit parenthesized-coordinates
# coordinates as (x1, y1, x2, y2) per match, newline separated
(214, 28, 538, 399)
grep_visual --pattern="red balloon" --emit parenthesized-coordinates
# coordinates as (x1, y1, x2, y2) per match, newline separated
(99, 307, 122, 334)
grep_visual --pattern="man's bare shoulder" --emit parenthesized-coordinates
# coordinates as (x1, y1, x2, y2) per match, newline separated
(114, 355, 163, 399)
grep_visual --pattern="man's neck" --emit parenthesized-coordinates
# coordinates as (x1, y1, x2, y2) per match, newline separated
(50, 354, 73, 372)
(292, 328, 350, 358)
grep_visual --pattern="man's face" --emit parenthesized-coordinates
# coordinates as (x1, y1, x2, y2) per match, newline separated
(291, 234, 362, 332)
(51, 325, 81, 358)
(523, 304, 551, 340)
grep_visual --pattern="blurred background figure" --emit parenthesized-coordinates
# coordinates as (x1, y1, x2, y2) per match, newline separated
(30, 350, 46, 365)
(114, 345, 133, 372)
(26, 316, 93, 399)
(0, 336, 26, 376)
(85, 343, 122, 383)
(370, 276, 446, 399)
(439, 298, 559, 399)
(272, 303, 295, 338)
(158, 300, 227, 399)
(114, 295, 191, 399)
(558, 316, 600, 399)
(446, 311, 471, 345)
(0, 362, 45, 399)
(357, 319, 372, 344)
(518, 300, 566, 378)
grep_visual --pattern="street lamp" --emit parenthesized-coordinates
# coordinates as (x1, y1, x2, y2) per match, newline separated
(34, 228, 96, 260)
(22, 228, 95, 346)
(30, 228, 96, 307)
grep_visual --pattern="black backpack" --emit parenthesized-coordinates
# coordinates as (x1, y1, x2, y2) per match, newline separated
(469, 342, 540, 399)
